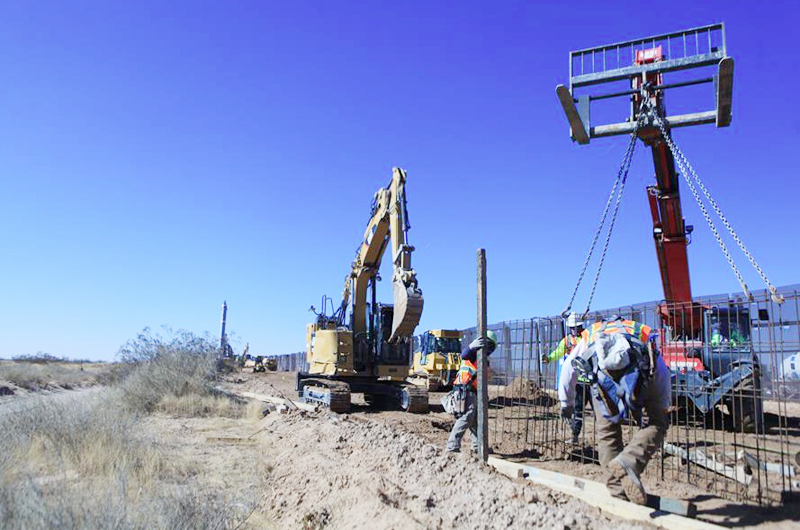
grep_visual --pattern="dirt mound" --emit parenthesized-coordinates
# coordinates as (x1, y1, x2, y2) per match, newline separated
(502, 377, 557, 407)
(231, 373, 297, 399)
(257, 410, 644, 530)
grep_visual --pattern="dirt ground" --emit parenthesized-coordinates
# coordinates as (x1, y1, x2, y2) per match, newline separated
(225, 371, 800, 529)
(216, 371, 652, 529)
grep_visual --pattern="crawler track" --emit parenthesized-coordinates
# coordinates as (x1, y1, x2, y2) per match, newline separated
(401, 384, 429, 413)
(300, 379, 351, 413)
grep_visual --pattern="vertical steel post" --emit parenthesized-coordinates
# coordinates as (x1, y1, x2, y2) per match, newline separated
(477, 249, 489, 462)
(220, 301, 228, 355)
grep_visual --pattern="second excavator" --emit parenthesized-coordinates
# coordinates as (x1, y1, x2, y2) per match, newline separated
(297, 167, 428, 413)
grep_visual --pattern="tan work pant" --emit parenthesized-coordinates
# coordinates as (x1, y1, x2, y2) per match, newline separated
(592, 379, 669, 476)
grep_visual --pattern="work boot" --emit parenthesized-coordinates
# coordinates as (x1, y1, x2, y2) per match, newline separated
(604, 459, 628, 501)
(609, 458, 647, 505)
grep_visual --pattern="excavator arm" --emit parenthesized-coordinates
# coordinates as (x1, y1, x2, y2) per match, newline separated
(340, 167, 423, 342)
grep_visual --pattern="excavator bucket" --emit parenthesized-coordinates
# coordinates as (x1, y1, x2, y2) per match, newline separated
(390, 280, 423, 341)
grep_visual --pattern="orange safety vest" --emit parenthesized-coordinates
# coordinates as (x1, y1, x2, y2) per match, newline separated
(455, 360, 478, 391)
(582, 319, 651, 346)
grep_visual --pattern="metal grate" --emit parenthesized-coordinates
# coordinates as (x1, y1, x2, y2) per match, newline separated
(464, 284, 800, 506)
(569, 23, 727, 90)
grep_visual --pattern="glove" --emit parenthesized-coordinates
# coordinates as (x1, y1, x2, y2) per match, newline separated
(468, 337, 486, 352)
(540, 353, 550, 364)
(560, 405, 574, 420)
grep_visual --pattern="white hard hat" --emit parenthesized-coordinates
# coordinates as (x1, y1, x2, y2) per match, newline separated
(566, 313, 582, 328)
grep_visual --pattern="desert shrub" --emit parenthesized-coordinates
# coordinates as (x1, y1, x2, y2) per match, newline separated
(0, 392, 162, 485)
(0, 392, 251, 530)
(0, 478, 239, 530)
(11, 352, 92, 364)
(116, 327, 221, 413)
(0, 363, 98, 391)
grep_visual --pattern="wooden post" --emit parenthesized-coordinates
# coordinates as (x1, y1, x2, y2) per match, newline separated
(477, 248, 489, 462)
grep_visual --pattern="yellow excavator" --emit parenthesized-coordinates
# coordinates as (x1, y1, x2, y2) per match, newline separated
(297, 167, 428, 413)
(408, 329, 462, 391)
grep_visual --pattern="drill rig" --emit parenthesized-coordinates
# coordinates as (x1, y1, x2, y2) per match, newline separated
(557, 23, 777, 432)
(298, 167, 428, 413)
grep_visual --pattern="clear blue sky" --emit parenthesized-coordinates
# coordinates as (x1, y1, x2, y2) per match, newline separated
(1, 1, 798, 361)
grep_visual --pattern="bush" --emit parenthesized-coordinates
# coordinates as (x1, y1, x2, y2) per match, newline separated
(0, 392, 246, 530)
(11, 352, 90, 364)
(116, 328, 221, 413)
(0, 363, 100, 391)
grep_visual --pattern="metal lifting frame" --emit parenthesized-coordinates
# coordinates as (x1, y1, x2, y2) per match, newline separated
(557, 23, 733, 144)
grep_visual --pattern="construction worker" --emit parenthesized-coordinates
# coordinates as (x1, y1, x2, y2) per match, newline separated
(445, 330, 497, 453)
(558, 316, 671, 505)
(543, 312, 590, 445)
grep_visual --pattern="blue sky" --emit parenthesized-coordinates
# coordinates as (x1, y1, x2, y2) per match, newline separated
(1, 1, 798, 361)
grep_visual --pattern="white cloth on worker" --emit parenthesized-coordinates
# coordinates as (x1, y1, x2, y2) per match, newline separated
(595, 332, 633, 371)
(558, 338, 671, 410)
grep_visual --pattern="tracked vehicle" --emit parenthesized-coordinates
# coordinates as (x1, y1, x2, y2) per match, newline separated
(298, 167, 427, 413)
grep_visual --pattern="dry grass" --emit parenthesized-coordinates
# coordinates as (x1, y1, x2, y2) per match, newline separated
(0, 390, 255, 529)
(2, 393, 163, 484)
(155, 393, 242, 418)
(0, 361, 109, 391)
(0, 328, 263, 529)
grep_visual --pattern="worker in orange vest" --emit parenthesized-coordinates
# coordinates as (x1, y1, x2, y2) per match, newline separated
(559, 316, 671, 505)
(445, 330, 497, 453)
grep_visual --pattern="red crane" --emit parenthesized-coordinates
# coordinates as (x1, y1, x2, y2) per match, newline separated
(555, 24, 778, 432)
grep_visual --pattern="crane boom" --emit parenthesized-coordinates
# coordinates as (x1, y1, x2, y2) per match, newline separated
(631, 49, 702, 337)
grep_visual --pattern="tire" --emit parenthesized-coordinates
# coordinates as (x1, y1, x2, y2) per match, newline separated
(727, 375, 761, 434)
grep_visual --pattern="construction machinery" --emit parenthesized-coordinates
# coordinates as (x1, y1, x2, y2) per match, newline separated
(409, 329, 463, 391)
(297, 167, 427, 413)
(244, 354, 266, 373)
(264, 357, 278, 371)
(219, 301, 234, 358)
(557, 23, 780, 432)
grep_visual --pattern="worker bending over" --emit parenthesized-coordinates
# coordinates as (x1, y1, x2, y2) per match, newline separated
(446, 330, 497, 453)
(543, 312, 590, 445)
(559, 316, 670, 504)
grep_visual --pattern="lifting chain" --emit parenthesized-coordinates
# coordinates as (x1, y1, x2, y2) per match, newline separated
(563, 111, 644, 318)
(651, 107, 784, 304)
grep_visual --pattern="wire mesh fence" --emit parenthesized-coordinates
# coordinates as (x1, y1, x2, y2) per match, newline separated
(460, 284, 800, 505)
(274, 352, 306, 372)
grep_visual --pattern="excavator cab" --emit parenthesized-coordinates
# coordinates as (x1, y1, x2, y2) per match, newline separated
(374, 304, 413, 379)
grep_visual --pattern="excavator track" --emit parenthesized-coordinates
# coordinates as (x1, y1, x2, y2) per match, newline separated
(400, 384, 428, 413)
(300, 379, 351, 413)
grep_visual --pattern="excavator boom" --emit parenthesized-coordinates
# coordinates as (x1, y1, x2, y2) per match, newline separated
(340, 167, 423, 341)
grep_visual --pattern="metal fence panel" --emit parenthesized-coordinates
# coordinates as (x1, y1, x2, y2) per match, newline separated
(460, 285, 800, 505)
